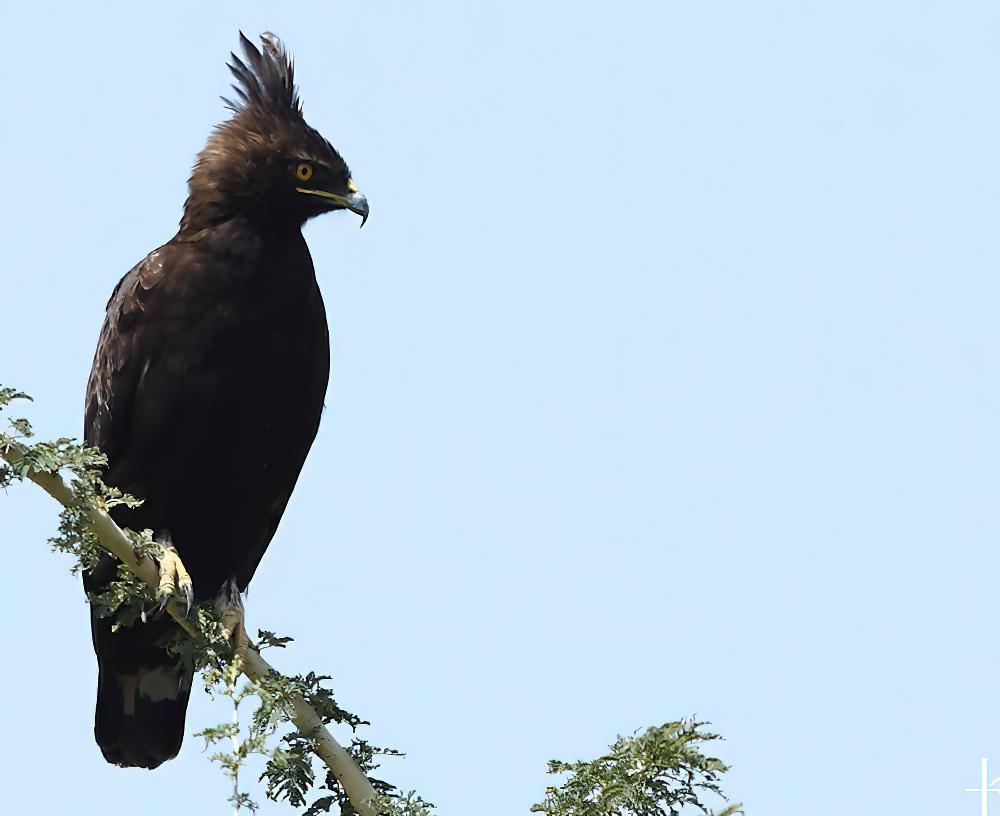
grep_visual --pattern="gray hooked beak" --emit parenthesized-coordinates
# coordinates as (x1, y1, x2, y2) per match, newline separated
(344, 188, 370, 228)
(295, 178, 370, 227)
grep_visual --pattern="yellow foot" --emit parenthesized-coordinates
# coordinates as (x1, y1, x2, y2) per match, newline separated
(155, 532, 194, 615)
(217, 579, 251, 654)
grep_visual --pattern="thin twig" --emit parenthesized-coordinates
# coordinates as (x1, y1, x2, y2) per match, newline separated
(231, 676, 241, 816)
(1, 439, 378, 816)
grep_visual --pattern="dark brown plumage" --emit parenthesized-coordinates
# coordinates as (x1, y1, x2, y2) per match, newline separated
(82, 32, 367, 769)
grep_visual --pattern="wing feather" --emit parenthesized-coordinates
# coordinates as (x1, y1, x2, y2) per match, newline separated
(84, 249, 168, 463)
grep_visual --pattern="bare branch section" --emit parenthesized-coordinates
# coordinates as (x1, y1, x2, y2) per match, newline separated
(0, 437, 379, 816)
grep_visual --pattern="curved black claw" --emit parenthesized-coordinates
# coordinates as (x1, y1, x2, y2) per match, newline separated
(155, 535, 195, 617)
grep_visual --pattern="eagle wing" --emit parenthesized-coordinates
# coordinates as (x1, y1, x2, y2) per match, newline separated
(84, 248, 172, 472)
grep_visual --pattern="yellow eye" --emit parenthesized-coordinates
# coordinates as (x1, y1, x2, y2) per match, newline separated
(295, 162, 314, 182)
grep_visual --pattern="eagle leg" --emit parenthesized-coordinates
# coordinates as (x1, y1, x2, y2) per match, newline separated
(216, 577, 250, 653)
(155, 531, 195, 616)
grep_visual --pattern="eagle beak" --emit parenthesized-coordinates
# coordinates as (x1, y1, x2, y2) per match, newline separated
(344, 187, 369, 228)
(295, 180, 369, 227)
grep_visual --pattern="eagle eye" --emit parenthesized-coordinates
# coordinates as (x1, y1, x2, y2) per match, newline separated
(294, 162, 314, 182)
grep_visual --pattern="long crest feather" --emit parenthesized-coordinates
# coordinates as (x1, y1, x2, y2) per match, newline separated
(222, 32, 301, 116)
(183, 31, 350, 231)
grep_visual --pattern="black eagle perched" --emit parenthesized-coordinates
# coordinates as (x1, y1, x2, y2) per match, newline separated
(82, 32, 367, 769)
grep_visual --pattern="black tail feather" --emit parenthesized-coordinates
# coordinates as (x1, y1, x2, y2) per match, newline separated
(89, 602, 193, 770)
(95, 662, 192, 769)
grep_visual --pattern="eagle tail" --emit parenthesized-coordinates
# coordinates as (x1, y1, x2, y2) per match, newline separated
(92, 616, 193, 769)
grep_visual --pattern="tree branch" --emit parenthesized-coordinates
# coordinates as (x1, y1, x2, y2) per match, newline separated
(1, 438, 379, 816)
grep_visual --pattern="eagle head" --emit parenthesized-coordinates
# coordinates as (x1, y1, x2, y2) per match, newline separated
(182, 32, 368, 232)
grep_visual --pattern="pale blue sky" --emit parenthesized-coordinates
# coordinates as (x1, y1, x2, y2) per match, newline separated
(2, 2, 999, 814)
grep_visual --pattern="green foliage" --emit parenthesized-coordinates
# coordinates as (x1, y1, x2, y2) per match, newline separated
(3, 383, 743, 815)
(247, 668, 416, 812)
(195, 661, 268, 813)
(1, 385, 144, 575)
(189, 649, 432, 815)
(532, 721, 741, 816)
(89, 562, 156, 629)
(370, 790, 438, 816)
(258, 629, 295, 650)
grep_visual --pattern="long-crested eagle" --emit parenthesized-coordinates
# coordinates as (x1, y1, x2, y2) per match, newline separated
(82, 32, 367, 769)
